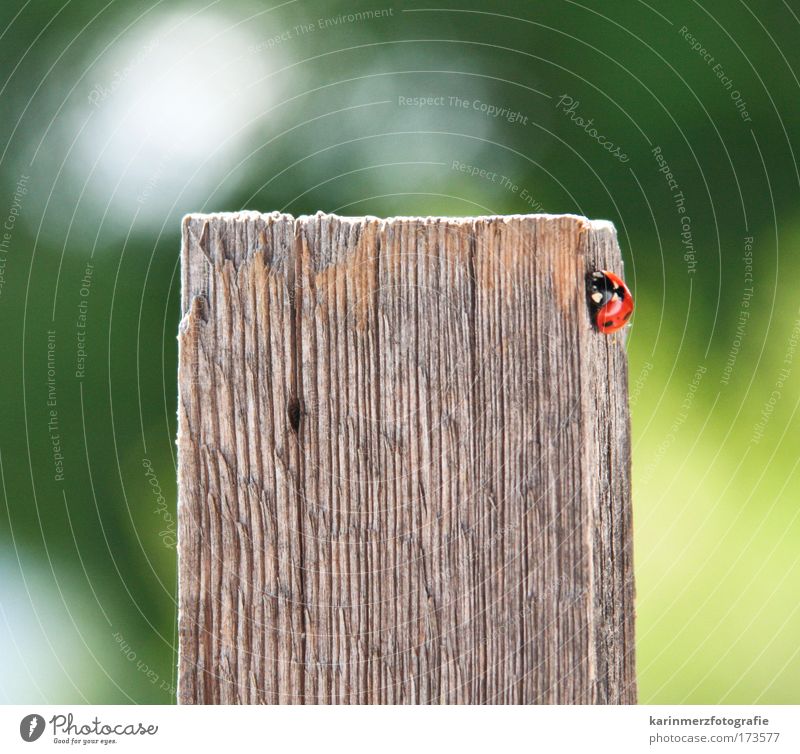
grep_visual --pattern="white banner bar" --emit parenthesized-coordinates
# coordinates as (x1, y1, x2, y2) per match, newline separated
(1, 705, 798, 753)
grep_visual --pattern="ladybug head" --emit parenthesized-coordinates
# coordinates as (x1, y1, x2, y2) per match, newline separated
(588, 271, 617, 308)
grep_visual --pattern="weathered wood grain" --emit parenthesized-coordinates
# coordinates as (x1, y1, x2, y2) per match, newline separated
(177, 212, 635, 704)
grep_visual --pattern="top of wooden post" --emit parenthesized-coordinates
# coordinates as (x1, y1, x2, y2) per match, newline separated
(180, 211, 623, 313)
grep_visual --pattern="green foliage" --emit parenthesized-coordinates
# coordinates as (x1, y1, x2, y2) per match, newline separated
(1, 0, 798, 703)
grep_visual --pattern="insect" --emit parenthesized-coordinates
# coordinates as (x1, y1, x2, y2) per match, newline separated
(588, 270, 633, 334)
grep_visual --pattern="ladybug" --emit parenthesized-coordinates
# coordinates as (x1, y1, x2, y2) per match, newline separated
(588, 270, 633, 334)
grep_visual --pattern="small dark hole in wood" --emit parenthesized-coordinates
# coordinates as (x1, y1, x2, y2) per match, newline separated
(288, 398, 301, 432)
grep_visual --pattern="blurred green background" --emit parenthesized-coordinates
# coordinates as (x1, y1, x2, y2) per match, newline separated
(1, 0, 798, 704)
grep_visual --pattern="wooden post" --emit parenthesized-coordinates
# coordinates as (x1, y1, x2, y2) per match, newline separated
(177, 212, 635, 704)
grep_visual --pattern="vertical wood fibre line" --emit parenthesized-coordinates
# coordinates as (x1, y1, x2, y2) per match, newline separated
(177, 212, 635, 704)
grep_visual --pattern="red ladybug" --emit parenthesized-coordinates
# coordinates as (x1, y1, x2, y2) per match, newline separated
(588, 270, 633, 334)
